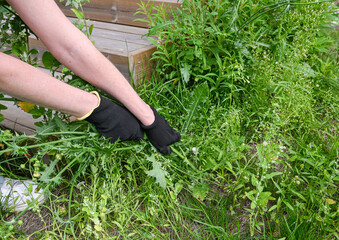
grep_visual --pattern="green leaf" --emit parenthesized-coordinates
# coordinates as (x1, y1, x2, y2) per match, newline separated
(284, 201, 294, 211)
(42, 51, 60, 69)
(180, 63, 191, 83)
(265, 172, 283, 180)
(35, 120, 57, 135)
(88, 24, 94, 35)
(192, 183, 210, 201)
(145, 20, 175, 36)
(145, 155, 168, 189)
(175, 181, 184, 195)
(29, 48, 38, 55)
(245, 190, 257, 201)
(90, 164, 98, 174)
(251, 174, 258, 187)
(258, 191, 272, 199)
(181, 82, 209, 133)
(257, 198, 268, 208)
(0, 103, 7, 110)
(290, 189, 307, 202)
(53, 116, 68, 132)
(71, 8, 84, 19)
(39, 159, 62, 184)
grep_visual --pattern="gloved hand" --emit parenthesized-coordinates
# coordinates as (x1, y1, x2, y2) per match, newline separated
(141, 106, 181, 154)
(82, 92, 144, 143)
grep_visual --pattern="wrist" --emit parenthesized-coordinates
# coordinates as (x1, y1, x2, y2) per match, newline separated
(76, 91, 100, 120)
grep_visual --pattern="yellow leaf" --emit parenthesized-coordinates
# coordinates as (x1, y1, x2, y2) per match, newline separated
(172, 78, 179, 85)
(94, 225, 102, 231)
(325, 198, 335, 205)
(18, 102, 35, 113)
(33, 171, 41, 178)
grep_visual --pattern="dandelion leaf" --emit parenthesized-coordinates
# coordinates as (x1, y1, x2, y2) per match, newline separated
(192, 183, 210, 201)
(36, 120, 57, 135)
(40, 159, 62, 184)
(182, 82, 209, 132)
(145, 155, 168, 189)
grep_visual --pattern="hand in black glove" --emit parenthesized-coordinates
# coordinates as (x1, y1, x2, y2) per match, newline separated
(84, 93, 144, 143)
(141, 106, 181, 154)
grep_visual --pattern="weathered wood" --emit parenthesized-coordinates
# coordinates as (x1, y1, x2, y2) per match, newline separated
(0, 101, 38, 134)
(56, 0, 182, 28)
(128, 44, 156, 85)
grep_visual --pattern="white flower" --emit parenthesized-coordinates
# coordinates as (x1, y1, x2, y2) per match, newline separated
(192, 147, 197, 153)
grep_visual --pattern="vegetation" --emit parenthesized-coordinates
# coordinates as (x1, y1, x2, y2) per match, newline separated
(0, 0, 338, 239)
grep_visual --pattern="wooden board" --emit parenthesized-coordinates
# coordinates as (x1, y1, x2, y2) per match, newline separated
(56, 0, 182, 28)
(0, 100, 38, 135)
(28, 17, 156, 83)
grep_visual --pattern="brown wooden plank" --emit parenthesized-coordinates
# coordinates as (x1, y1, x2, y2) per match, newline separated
(0, 99, 40, 134)
(84, 18, 149, 35)
(129, 44, 156, 84)
(57, 0, 182, 28)
(91, 27, 150, 46)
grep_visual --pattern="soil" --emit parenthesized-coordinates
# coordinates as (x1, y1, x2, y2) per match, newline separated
(4, 188, 69, 239)
(7, 207, 54, 239)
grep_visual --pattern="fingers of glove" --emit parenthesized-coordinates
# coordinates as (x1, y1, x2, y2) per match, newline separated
(130, 127, 144, 141)
(168, 129, 181, 145)
(161, 125, 181, 146)
(157, 145, 172, 155)
(147, 127, 179, 146)
(142, 105, 181, 154)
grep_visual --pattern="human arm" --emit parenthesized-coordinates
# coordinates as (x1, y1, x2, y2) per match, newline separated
(0, 52, 98, 118)
(6, 0, 155, 125)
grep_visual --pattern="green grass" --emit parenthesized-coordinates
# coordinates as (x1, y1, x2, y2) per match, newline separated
(1, 0, 338, 239)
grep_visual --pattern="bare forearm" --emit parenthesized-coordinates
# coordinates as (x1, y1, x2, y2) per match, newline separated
(0, 52, 98, 118)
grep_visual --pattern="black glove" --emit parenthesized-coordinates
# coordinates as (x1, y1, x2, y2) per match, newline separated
(141, 106, 181, 154)
(85, 94, 144, 143)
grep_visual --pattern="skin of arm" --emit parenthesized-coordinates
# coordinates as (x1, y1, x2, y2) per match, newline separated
(0, 52, 98, 118)
(4, 0, 155, 125)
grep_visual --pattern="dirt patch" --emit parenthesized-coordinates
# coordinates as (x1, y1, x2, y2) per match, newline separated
(4, 190, 69, 239)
